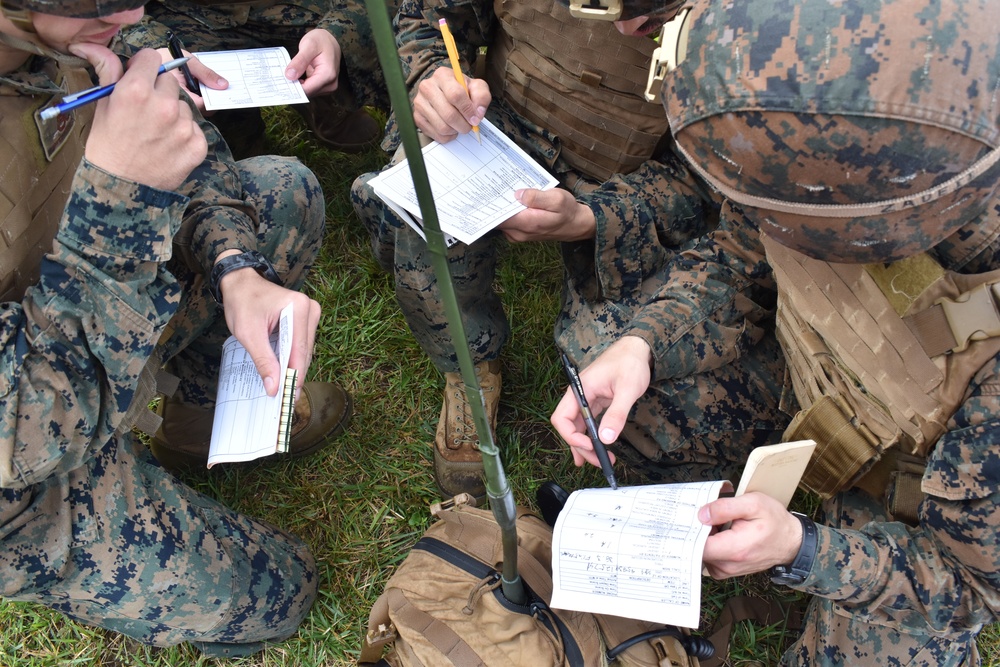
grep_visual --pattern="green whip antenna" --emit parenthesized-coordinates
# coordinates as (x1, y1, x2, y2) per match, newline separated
(363, 0, 526, 605)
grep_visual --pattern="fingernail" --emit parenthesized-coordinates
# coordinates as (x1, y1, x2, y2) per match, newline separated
(698, 506, 710, 523)
(263, 376, 276, 395)
(600, 428, 615, 442)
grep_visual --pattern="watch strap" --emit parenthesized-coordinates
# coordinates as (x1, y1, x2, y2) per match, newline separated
(210, 250, 281, 304)
(769, 512, 817, 586)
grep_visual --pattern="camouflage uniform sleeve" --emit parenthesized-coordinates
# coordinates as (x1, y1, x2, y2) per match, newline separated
(170, 108, 259, 275)
(620, 201, 778, 382)
(318, 0, 374, 54)
(579, 150, 714, 304)
(0, 161, 188, 489)
(397, 0, 493, 87)
(797, 360, 1000, 633)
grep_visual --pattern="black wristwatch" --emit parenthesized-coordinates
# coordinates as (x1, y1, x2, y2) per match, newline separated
(209, 250, 281, 305)
(769, 512, 817, 586)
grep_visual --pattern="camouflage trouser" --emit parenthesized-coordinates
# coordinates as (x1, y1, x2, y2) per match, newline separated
(555, 278, 790, 484)
(121, 0, 389, 113)
(351, 168, 509, 372)
(0, 156, 325, 657)
(782, 488, 981, 667)
(0, 435, 317, 657)
(161, 154, 325, 406)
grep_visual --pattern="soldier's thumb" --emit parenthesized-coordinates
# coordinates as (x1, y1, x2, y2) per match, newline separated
(68, 42, 123, 87)
(596, 400, 629, 445)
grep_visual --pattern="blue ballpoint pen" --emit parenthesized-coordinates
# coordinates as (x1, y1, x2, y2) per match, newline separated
(560, 352, 619, 490)
(39, 57, 191, 120)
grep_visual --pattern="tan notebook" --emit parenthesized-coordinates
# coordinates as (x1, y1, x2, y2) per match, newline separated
(734, 439, 817, 507)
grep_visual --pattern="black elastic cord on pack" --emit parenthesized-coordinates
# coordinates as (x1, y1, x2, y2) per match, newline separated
(605, 628, 716, 662)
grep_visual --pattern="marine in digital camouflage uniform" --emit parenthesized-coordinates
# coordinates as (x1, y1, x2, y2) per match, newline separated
(551, 0, 1000, 663)
(121, 0, 393, 157)
(0, 0, 347, 656)
(350, 0, 772, 500)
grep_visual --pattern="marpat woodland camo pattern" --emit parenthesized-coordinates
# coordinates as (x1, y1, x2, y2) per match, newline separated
(0, 58, 324, 656)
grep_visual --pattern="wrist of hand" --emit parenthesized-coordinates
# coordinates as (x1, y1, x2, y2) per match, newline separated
(618, 335, 653, 369)
(210, 250, 281, 304)
(769, 512, 817, 586)
(572, 203, 597, 241)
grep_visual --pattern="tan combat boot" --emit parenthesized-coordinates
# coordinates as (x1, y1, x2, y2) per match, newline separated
(433, 360, 501, 499)
(294, 92, 382, 154)
(150, 381, 352, 474)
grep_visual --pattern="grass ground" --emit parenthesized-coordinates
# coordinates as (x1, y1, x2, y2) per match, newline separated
(1, 106, 997, 666)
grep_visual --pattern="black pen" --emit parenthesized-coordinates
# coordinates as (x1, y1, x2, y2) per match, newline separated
(39, 57, 191, 120)
(560, 352, 618, 489)
(167, 32, 200, 92)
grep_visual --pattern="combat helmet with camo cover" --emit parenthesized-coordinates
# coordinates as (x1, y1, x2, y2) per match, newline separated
(661, 0, 1000, 264)
(658, 0, 1000, 511)
(2, 0, 144, 21)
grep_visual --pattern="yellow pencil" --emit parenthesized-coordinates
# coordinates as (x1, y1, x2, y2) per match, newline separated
(439, 17, 481, 143)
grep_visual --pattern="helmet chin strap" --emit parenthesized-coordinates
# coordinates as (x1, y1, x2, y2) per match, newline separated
(0, 3, 35, 33)
(0, 27, 89, 67)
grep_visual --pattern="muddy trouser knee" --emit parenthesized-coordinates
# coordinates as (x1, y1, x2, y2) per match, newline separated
(0, 435, 318, 657)
(780, 488, 980, 667)
(351, 170, 509, 373)
(163, 155, 325, 406)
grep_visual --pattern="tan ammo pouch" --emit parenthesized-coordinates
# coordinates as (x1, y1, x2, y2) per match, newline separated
(782, 395, 881, 500)
(486, 0, 669, 182)
(766, 234, 1000, 516)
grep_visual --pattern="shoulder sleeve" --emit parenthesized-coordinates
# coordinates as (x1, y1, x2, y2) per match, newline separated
(0, 160, 187, 488)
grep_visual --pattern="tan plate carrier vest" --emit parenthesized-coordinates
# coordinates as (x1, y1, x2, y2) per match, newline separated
(0, 60, 173, 442)
(0, 64, 91, 303)
(764, 233, 1000, 524)
(486, 0, 670, 183)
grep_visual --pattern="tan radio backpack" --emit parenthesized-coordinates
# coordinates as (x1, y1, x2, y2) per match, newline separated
(359, 494, 710, 667)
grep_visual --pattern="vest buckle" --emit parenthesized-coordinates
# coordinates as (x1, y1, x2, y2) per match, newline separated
(936, 282, 1000, 353)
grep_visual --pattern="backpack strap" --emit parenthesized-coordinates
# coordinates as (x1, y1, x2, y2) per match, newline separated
(359, 593, 394, 665)
(384, 588, 485, 666)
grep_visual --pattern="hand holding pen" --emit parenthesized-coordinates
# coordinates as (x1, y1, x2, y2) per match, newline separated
(410, 24, 489, 144)
(437, 18, 482, 144)
(69, 45, 207, 192)
(560, 352, 619, 489)
(40, 56, 191, 120)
